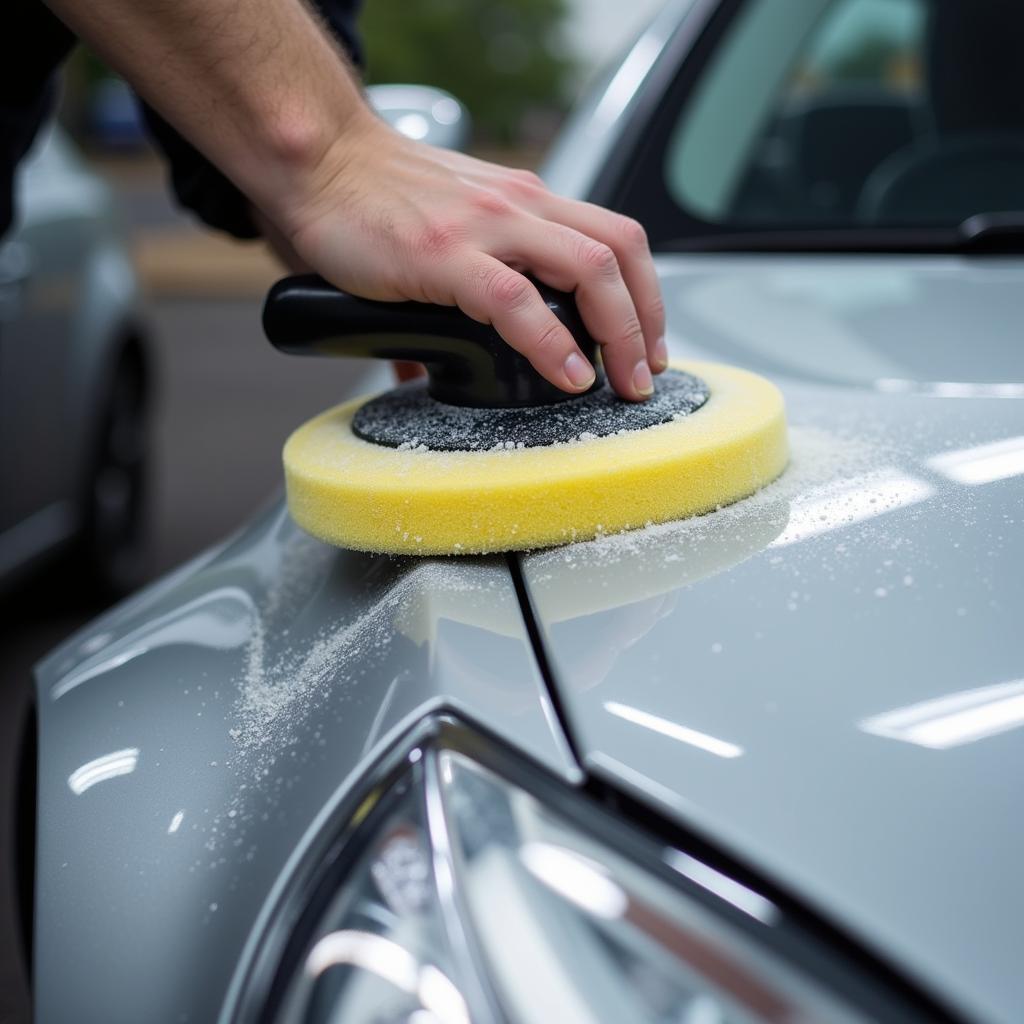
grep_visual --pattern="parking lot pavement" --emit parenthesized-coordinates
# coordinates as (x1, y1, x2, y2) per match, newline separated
(0, 295, 372, 1023)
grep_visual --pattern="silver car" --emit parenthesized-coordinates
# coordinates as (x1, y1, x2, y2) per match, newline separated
(24, 1, 1024, 1022)
(1, 126, 148, 597)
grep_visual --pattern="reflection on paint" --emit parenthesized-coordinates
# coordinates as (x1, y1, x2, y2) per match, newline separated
(52, 646, 149, 700)
(605, 701, 744, 759)
(167, 810, 185, 834)
(665, 851, 778, 925)
(68, 747, 139, 795)
(305, 930, 469, 1024)
(770, 469, 933, 547)
(520, 841, 628, 920)
(79, 631, 114, 657)
(861, 679, 1024, 749)
(876, 379, 1024, 399)
(927, 435, 1024, 487)
(591, 32, 662, 130)
(51, 586, 257, 701)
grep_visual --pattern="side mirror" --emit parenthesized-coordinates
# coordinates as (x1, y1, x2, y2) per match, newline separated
(365, 84, 471, 151)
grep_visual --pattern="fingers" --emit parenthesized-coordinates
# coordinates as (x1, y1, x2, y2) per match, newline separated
(530, 195, 667, 374)
(449, 255, 597, 394)
(494, 217, 652, 401)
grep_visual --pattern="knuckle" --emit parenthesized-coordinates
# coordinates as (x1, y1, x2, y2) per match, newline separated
(412, 219, 467, 260)
(533, 318, 568, 354)
(470, 189, 514, 217)
(578, 239, 619, 276)
(505, 170, 547, 201)
(617, 215, 649, 250)
(616, 314, 645, 349)
(647, 293, 666, 325)
(486, 268, 532, 310)
(514, 168, 544, 187)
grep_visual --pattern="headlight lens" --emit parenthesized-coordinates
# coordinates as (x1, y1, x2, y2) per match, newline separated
(270, 737, 877, 1024)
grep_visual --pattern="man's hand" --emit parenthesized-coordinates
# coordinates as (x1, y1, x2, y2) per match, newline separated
(45, 0, 665, 399)
(278, 120, 666, 400)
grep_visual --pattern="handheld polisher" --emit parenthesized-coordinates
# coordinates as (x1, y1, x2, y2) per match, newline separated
(263, 276, 788, 555)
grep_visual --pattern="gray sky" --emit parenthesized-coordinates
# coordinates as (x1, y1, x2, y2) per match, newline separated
(564, 0, 667, 74)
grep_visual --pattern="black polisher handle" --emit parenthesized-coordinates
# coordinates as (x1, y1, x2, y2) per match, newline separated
(262, 274, 602, 408)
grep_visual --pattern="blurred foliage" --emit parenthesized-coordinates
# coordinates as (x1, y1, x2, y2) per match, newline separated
(61, 1, 577, 148)
(827, 31, 905, 81)
(70, 48, 114, 87)
(61, 48, 111, 137)
(360, 0, 576, 143)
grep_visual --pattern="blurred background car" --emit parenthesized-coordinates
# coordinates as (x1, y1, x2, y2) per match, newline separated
(0, 125, 148, 600)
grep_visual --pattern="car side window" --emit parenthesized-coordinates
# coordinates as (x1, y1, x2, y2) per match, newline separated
(666, 0, 927, 225)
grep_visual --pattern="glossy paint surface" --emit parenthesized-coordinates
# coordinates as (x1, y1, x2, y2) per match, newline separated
(521, 254, 1024, 1024)
(34, 503, 576, 1023)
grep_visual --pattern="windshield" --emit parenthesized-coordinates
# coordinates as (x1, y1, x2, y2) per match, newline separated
(611, 0, 1024, 248)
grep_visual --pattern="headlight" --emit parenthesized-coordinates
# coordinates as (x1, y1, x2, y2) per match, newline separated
(262, 723, 925, 1024)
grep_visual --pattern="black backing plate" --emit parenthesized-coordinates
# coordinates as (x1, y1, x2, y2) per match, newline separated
(352, 369, 711, 451)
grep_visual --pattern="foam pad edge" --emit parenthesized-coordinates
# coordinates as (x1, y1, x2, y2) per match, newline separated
(282, 360, 788, 555)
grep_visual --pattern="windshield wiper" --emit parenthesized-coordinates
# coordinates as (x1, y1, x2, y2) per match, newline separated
(655, 217, 1024, 256)
(655, 228, 954, 254)
(957, 213, 1024, 254)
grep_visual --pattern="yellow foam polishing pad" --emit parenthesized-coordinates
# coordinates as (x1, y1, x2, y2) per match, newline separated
(283, 361, 788, 555)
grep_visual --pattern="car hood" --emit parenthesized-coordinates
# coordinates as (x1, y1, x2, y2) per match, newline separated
(520, 255, 1024, 1024)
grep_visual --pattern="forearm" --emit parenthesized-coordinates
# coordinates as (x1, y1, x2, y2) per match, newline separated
(44, 0, 372, 228)
(46, 0, 666, 400)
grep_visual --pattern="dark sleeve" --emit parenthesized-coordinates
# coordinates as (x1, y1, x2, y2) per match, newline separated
(140, 0, 364, 240)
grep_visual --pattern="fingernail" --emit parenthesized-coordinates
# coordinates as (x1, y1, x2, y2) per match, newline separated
(564, 351, 596, 390)
(633, 359, 654, 397)
(652, 336, 669, 372)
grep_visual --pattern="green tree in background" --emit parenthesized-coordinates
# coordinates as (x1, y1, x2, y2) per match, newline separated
(360, 0, 575, 144)
(828, 31, 904, 82)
